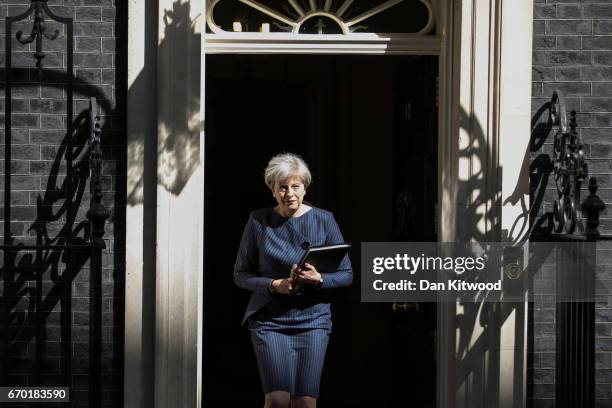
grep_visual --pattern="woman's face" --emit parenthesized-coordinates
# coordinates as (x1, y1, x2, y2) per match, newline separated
(272, 175, 306, 216)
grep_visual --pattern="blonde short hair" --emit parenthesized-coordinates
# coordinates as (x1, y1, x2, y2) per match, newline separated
(264, 153, 312, 190)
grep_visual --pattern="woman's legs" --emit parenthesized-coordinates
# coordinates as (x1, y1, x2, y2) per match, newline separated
(252, 327, 328, 408)
(264, 391, 291, 408)
(290, 395, 317, 408)
(293, 329, 329, 399)
(262, 392, 316, 408)
(251, 329, 296, 397)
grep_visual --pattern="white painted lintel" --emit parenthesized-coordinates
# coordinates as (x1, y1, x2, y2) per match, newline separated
(204, 33, 442, 55)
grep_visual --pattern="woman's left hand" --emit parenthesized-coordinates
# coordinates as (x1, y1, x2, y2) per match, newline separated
(291, 262, 322, 286)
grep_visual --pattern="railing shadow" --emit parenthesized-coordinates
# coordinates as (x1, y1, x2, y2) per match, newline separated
(450, 95, 558, 406)
(127, 0, 200, 206)
(3, 103, 90, 350)
(0, 66, 117, 399)
(0, 1, 126, 406)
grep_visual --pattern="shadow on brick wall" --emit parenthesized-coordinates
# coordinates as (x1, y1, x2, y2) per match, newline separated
(0, 2, 127, 407)
(0, 69, 124, 406)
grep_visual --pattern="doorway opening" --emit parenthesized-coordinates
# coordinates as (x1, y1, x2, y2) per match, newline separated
(203, 54, 438, 407)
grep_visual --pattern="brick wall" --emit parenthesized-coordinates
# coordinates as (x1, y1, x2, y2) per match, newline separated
(531, 1, 612, 407)
(0, 1, 125, 407)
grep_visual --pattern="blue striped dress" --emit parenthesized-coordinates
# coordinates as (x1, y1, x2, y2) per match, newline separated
(234, 206, 353, 398)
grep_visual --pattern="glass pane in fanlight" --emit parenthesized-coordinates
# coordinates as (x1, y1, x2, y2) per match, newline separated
(299, 16, 343, 34)
(256, 0, 301, 19)
(211, 0, 294, 33)
(349, 1, 432, 33)
(338, 0, 384, 20)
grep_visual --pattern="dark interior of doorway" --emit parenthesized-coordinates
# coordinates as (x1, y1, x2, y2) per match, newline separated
(203, 54, 438, 407)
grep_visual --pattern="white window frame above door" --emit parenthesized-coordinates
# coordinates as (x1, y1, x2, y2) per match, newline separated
(204, 32, 441, 54)
(204, 0, 442, 54)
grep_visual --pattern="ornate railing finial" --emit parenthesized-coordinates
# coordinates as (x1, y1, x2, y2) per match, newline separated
(15, 0, 61, 78)
(85, 98, 109, 247)
(582, 177, 606, 239)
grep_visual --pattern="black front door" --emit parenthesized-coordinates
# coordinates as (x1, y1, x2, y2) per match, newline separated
(203, 54, 437, 407)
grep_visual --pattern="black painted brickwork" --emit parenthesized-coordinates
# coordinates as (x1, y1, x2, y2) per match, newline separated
(0, 1, 126, 407)
(531, 2, 612, 408)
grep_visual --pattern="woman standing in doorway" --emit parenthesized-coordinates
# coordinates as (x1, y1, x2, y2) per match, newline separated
(234, 152, 353, 408)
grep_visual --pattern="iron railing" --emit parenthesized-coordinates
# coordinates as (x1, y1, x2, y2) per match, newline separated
(2, 2, 109, 407)
(540, 90, 610, 408)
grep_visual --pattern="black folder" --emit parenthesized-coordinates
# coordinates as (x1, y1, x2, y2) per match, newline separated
(297, 243, 351, 273)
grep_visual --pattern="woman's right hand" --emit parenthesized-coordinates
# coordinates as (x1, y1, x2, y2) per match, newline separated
(271, 278, 294, 295)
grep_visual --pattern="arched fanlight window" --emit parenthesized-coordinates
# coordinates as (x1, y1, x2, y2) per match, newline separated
(206, 0, 436, 35)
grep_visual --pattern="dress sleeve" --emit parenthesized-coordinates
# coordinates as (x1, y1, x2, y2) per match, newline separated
(320, 212, 353, 289)
(233, 213, 273, 295)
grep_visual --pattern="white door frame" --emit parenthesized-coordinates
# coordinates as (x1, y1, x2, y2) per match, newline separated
(126, 0, 534, 407)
